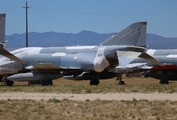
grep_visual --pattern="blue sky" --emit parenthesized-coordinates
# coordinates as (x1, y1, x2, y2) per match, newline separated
(0, 0, 177, 37)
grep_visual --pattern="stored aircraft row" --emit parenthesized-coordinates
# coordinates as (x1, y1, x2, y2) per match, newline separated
(0, 13, 162, 85)
(133, 49, 177, 84)
(0, 13, 176, 86)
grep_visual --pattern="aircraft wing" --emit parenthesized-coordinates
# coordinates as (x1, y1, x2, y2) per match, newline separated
(141, 66, 153, 70)
(116, 63, 147, 72)
(125, 63, 147, 68)
(117, 51, 142, 67)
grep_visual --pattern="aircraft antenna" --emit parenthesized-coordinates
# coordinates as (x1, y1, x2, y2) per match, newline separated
(23, 1, 29, 47)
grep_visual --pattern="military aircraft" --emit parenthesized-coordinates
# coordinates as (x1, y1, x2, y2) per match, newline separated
(0, 13, 161, 86)
(131, 49, 177, 84)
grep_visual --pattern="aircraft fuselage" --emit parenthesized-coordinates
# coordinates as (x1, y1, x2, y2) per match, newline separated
(0, 45, 145, 76)
(133, 49, 177, 82)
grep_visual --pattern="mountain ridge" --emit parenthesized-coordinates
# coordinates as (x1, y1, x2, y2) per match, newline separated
(5, 30, 177, 50)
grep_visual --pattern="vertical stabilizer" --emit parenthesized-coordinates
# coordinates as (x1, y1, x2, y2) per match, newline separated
(0, 13, 5, 43)
(100, 22, 147, 47)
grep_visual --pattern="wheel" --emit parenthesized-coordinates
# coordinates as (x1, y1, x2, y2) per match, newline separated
(160, 71, 169, 84)
(0, 75, 3, 82)
(28, 80, 41, 85)
(118, 81, 125, 85)
(5, 80, 14, 86)
(41, 80, 53, 86)
(90, 72, 99, 85)
(160, 79, 169, 84)
(90, 79, 99, 85)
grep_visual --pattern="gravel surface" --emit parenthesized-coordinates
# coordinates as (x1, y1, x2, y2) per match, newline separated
(0, 92, 177, 101)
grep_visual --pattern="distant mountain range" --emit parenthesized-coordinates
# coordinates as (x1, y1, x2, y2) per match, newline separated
(5, 30, 177, 50)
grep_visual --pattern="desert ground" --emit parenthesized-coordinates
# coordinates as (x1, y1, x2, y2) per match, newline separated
(0, 76, 177, 120)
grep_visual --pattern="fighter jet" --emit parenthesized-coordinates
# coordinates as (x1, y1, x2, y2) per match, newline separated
(0, 13, 161, 86)
(132, 49, 177, 84)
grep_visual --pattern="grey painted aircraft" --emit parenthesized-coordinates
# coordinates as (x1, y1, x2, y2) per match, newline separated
(0, 13, 161, 86)
(131, 49, 177, 84)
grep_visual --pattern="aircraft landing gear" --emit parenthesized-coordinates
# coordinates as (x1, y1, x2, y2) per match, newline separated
(4, 80, 14, 86)
(90, 72, 100, 85)
(160, 71, 169, 84)
(41, 80, 53, 86)
(117, 73, 125, 85)
(0, 75, 3, 82)
(1, 75, 14, 86)
(28, 80, 41, 85)
(28, 80, 53, 86)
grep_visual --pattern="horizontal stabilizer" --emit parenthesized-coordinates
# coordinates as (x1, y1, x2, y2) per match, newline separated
(0, 43, 26, 64)
(0, 13, 26, 64)
(139, 52, 162, 66)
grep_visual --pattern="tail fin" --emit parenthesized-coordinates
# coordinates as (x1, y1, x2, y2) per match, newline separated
(0, 13, 5, 43)
(0, 13, 26, 64)
(100, 22, 147, 47)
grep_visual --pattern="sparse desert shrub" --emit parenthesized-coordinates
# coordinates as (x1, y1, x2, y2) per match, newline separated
(48, 98, 60, 103)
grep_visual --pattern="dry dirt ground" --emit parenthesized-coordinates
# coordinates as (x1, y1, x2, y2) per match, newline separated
(0, 92, 177, 101)
(0, 76, 177, 101)
(1, 77, 177, 120)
